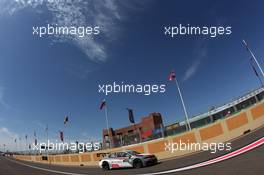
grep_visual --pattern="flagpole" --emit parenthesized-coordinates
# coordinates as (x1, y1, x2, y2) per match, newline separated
(46, 125, 49, 159)
(174, 77, 191, 131)
(63, 116, 69, 152)
(64, 125, 66, 144)
(66, 118, 71, 148)
(243, 40, 264, 78)
(25, 135, 28, 153)
(104, 105, 111, 149)
(33, 130, 36, 155)
(15, 139, 17, 153)
(19, 137, 21, 154)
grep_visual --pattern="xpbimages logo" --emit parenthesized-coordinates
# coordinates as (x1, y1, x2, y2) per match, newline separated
(98, 82, 166, 95)
(164, 24, 232, 38)
(32, 141, 101, 153)
(165, 141, 232, 154)
(32, 24, 100, 38)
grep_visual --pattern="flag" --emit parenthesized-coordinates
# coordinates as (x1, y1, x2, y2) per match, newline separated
(168, 71, 176, 81)
(59, 131, 64, 142)
(126, 108, 135, 123)
(64, 116, 69, 125)
(99, 99, 106, 110)
(34, 138, 37, 146)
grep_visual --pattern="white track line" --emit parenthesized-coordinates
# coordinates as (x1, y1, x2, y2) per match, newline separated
(6, 158, 86, 175)
(6, 137, 264, 175)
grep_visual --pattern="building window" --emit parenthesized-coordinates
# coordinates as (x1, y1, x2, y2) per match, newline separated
(104, 135, 109, 141)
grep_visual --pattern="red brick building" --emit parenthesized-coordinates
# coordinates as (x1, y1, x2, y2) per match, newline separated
(102, 112, 163, 148)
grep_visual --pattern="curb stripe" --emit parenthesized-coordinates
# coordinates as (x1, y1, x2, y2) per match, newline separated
(138, 137, 264, 175)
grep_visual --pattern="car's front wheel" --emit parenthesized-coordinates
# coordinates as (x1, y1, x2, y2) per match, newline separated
(102, 161, 110, 171)
(133, 159, 143, 169)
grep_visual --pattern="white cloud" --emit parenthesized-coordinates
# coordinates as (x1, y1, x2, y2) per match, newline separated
(0, 127, 18, 151)
(65, 63, 98, 79)
(0, 0, 123, 62)
(183, 41, 208, 81)
(0, 127, 17, 138)
(0, 87, 10, 109)
(183, 59, 202, 81)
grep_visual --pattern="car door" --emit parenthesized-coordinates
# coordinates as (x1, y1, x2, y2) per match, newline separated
(116, 152, 133, 168)
(107, 153, 120, 168)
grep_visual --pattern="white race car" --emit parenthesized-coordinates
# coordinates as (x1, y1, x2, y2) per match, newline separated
(99, 150, 158, 170)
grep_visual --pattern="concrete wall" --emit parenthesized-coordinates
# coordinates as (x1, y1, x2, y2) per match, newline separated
(14, 101, 264, 166)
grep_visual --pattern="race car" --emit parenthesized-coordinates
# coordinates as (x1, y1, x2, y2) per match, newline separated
(99, 150, 158, 170)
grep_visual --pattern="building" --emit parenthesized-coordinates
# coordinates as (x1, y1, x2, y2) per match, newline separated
(102, 112, 163, 148)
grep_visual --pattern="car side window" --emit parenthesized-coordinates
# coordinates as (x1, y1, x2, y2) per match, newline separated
(123, 152, 130, 157)
(116, 152, 124, 157)
(115, 152, 128, 157)
(109, 153, 116, 158)
(115, 152, 120, 157)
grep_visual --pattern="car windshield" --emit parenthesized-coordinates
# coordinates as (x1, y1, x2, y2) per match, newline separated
(127, 151, 140, 155)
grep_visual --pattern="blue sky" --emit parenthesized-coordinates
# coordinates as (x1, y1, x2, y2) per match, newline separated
(0, 0, 264, 151)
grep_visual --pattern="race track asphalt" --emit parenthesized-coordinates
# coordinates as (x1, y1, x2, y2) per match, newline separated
(0, 126, 263, 175)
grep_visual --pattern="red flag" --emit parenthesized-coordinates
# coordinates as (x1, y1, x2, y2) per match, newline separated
(168, 71, 176, 81)
(99, 99, 106, 110)
(59, 131, 64, 142)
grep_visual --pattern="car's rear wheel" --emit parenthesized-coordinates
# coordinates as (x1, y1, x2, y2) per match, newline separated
(102, 161, 110, 171)
(133, 159, 143, 169)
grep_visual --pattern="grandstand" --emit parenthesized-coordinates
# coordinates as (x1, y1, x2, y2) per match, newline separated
(171, 87, 264, 133)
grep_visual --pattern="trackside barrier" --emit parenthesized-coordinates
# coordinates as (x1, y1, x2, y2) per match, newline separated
(14, 101, 264, 166)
